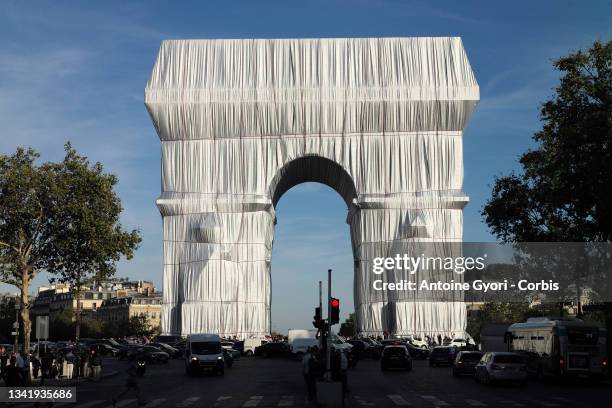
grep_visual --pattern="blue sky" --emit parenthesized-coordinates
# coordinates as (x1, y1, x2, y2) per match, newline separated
(1, 1, 610, 333)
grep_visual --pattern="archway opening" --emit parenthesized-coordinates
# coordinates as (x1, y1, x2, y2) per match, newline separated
(269, 156, 357, 335)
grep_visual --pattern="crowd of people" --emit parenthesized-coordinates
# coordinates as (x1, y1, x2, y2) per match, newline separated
(0, 343, 103, 386)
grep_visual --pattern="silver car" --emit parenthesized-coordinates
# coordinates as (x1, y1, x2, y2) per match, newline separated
(475, 352, 527, 386)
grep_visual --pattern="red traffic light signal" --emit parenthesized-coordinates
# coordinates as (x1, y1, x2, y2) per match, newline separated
(330, 297, 340, 324)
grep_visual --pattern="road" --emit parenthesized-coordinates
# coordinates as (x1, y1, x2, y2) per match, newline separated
(50, 356, 610, 408)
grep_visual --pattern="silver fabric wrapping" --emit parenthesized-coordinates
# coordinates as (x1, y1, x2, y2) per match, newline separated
(145, 37, 479, 338)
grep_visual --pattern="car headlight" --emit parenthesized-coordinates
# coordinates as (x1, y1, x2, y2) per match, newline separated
(217, 356, 223, 360)
(191, 357, 198, 361)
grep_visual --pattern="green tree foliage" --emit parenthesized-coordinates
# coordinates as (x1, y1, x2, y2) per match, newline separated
(0, 144, 141, 349)
(0, 148, 56, 352)
(483, 40, 611, 242)
(43, 143, 141, 341)
(481, 40, 611, 327)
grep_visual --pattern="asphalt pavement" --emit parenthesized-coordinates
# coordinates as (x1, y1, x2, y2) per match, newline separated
(39, 356, 612, 408)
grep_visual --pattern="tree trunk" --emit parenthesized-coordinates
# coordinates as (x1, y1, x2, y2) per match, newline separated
(75, 288, 82, 341)
(20, 268, 31, 354)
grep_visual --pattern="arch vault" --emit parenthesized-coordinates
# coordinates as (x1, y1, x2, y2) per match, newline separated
(145, 37, 479, 338)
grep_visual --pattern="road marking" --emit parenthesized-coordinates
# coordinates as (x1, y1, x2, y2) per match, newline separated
(243, 396, 264, 407)
(388, 394, 412, 406)
(74, 401, 106, 408)
(176, 397, 200, 407)
(466, 400, 487, 407)
(420, 395, 449, 406)
(215, 396, 233, 405)
(100, 399, 136, 408)
(278, 395, 294, 406)
(354, 395, 375, 406)
(145, 398, 167, 407)
(500, 401, 525, 407)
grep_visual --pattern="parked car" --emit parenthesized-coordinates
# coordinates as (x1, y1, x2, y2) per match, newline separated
(90, 343, 120, 357)
(450, 338, 469, 348)
(381, 345, 412, 371)
(475, 352, 527, 386)
(150, 342, 182, 358)
(429, 346, 456, 366)
(223, 347, 241, 360)
(243, 338, 267, 356)
(222, 348, 234, 368)
(255, 342, 289, 358)
(127, 345, 170, 364)
(408, 336, 429, 349)
(406, 343, 430, 360)
(453, 351, 484, 376)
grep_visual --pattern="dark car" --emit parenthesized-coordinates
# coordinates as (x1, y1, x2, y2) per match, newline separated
(155, 335, 184, 345)
(453, 351, 484, 376)
(89, 343, 120, 357)
(429, 346, 456, 366)
(223, 349, 234, 368)
(128, 345, 170, 364)
(381, 345, 412, 371)
(255, 342, 289, 358)
(150, 342, 182, 358)
(406, 343, 430, 360)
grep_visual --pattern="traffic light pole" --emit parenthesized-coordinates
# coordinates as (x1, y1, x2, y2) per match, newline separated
(326, 268, 332, 379)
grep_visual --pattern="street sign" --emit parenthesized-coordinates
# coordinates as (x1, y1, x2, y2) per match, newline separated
(36, 316, 50, 340)
(11, 331, 17, 336)
(12, 322, 19, 329)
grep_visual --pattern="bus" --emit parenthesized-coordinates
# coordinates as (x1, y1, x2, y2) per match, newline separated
(506, 317, 607, 379)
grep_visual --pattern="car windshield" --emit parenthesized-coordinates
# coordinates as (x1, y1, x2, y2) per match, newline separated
(460, 353, 483, 362)
(384, 347, 406, 357)
(493, 355, 523, 364)
(191, 342, 221, 355)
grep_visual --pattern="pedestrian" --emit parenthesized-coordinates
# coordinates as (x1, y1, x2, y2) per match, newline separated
(90, 348, 102, 381)
(112, 354, 147, 407)
(15, 350, 29, 385)
(340, 349, 348, 397)
(5, 355, 20, 386)
(302, 347, 316, 402)
(0, 346, 7, 384)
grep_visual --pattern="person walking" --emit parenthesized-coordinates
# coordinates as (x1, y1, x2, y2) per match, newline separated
(90, 348, 102, 381)
(302, 347, 316, 402)
(0, 346, 7, 385)
(112, 354, 147, 407)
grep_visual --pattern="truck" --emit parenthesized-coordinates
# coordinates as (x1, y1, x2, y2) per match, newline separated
(506, 317, 607, 379)
(287, 329, 317, 345)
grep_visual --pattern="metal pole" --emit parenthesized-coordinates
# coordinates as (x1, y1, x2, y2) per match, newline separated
(326, 269, 332, 379)
(318, 280, 322, 347)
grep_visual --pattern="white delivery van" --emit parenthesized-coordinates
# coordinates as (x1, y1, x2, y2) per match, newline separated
(290, 338, 319, 360)
(288, 329, 318, 344)
(243, 338, 267, 356)
(185, 334, 225, 376)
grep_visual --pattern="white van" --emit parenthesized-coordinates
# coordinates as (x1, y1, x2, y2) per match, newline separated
(290, 338, 319, 360)
(243, 338, 267, 356)
(185, 334, 225, 376)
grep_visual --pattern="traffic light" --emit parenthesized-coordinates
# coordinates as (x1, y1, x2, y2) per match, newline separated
(313, 306, 323, 329)
(330, 298, 340, 324)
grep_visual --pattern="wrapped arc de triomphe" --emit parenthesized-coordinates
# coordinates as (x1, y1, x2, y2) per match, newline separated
(144, 37, 479, 339)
